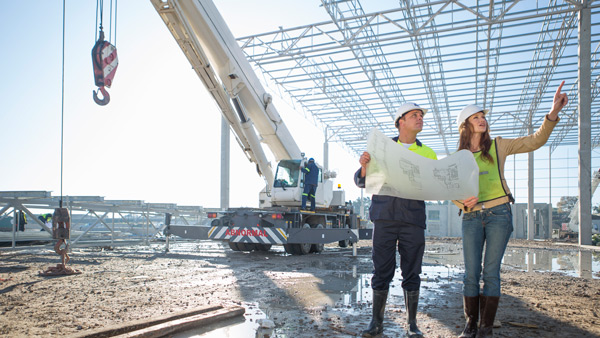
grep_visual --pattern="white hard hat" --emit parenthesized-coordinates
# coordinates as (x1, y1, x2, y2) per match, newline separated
(456, 104, 489, 130)
(394, 102, 428, 125)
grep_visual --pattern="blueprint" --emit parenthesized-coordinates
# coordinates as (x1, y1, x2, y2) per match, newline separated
(365, 128, 479, 201)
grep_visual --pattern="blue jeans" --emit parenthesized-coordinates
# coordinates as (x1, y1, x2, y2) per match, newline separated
(461, 203, 513, 297)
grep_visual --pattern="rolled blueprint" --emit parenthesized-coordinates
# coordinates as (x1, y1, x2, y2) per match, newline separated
(366, 128, 479, 201)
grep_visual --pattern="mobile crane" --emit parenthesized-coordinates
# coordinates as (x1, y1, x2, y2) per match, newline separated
(150, 0, 371, 254)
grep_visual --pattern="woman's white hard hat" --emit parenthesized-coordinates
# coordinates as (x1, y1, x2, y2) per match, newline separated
(394, 102, 428, 124)
(456, 104, 490, 130)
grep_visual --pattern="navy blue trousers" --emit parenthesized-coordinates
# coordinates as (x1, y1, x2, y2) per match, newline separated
(371, 219, 425, 292)
(301, 184, 317, 210)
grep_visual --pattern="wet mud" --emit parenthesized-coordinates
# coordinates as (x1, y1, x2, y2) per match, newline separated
(0, 238, 599, 337)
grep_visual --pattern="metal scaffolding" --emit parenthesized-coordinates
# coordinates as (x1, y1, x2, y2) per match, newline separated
(0, 191, 207, 248)
(237, 0, 599, 155)
(233, 0, 599, 244)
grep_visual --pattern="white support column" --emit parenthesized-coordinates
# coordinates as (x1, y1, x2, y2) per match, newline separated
(360, 188, 365, 218)
(145, 209, 149, 246)
(112, 211, 115, 247)
(578, 0, 592, 246)
(323, 134, 329, 173)
(549, 147, 553, 239)
(12, 208, 16, 248)
(221, 117, 230, 210)
(527, 136, 535, 240)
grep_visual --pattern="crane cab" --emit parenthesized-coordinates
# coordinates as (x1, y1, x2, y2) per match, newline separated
(270, 159, 333, 208)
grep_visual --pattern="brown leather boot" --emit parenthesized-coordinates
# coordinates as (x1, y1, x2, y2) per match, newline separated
(477, 295, 499, 337)
(459, 296, 479, 338)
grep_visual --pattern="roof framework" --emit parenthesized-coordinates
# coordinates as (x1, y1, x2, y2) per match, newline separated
(237, 0, 600, 156)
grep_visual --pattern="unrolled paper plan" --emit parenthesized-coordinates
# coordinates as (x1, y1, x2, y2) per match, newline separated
(366, 128, 479, 201)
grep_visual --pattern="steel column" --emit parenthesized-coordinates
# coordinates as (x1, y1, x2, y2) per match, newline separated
(549, 147, 553, 238)
(324, 128, 329, 173)
(578, 0, 592, 245)
(221, 116, 230, 210)
(527, 133, 535, 240)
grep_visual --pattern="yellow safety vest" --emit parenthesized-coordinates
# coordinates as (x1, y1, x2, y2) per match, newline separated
(473, 139, 507, 202)
(397, 139, 438, 160)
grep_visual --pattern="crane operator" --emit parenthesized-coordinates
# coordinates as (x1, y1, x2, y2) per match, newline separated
(301, 158, 319, 211)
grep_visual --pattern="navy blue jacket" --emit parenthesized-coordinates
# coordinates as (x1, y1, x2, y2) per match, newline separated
(302, 161, 319, 186)
(354, 137, 427, 228)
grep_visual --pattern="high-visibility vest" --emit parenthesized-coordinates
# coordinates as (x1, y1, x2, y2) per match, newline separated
(396, 139, 438, 160)
(473, 139, 508, 202)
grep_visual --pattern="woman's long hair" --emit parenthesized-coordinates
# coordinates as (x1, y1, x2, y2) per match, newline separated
(458, 117, 494, 164)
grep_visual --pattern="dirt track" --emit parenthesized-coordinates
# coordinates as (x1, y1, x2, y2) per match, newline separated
(0, 238, 599, 337)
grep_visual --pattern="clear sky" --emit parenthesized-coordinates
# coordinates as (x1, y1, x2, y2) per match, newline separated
(0, 0, 368, 208)
(0, 0, 598, 210)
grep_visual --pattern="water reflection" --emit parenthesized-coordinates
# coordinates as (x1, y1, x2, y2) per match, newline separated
(171, 243, 599, 337)
(503, 248, 599, 279)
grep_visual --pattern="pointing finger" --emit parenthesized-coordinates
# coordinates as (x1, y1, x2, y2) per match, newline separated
(555, 80, 565, 98)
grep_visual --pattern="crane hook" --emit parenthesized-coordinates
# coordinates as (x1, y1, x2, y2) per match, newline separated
(93, 86, 110, 105)
(91, 30, 118, 106)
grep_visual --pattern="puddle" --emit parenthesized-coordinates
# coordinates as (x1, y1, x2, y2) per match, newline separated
(172, 260, 462, 337)
(171, 302, 274, 338)
(423, 242, 600, 279)
(167, 241, 600, 337)
(503, 248, 600, 279)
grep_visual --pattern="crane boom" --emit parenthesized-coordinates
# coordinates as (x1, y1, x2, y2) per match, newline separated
(150, 0, 371, 254)
(567, 168, 600, 232)
(150, 0, 302, 192)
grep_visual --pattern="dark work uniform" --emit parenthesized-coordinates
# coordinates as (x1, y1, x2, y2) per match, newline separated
(301, 160, 319, 210)
(354, 137, 437, 292)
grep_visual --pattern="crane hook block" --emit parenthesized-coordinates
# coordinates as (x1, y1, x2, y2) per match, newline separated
(91, 31, 118, 106)
(52, 208, 70, 240)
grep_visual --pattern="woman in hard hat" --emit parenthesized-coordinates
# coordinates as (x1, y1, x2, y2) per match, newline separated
(454, 81, 568, 338)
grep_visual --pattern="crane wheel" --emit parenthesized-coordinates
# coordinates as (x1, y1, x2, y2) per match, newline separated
(256, 244, 272, 251)
(310, 224, 324, 253)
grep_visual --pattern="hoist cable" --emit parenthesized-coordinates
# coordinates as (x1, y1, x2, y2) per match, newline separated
(114, 0, 118, 46)
(109, 0, 112, 42)
(95, 0, 104, 41)
(108, 0, 118, 45)
(60, 0, 66, 208)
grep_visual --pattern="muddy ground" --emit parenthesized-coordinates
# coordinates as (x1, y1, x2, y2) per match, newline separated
(1, 238, 599, 338)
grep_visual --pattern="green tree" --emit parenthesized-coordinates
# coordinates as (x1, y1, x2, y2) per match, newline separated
(557, 196, 578, 214)
(352, 197, 371, 217)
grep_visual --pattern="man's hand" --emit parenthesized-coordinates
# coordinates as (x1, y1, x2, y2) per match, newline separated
(359, 152, 371, 178)
(548, 80, 568, 121)
(462, 196, 479, 209)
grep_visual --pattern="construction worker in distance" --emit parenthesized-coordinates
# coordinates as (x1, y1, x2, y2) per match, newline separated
(301, 158, 319, 211)
(354, 102, 437, 338)
(38, 213, 53, 231)
(17, 210, 27, 232)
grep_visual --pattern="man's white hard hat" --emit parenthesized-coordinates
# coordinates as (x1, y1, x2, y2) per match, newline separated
(456, 104, 489, 130)
(394, 102, 428, 125)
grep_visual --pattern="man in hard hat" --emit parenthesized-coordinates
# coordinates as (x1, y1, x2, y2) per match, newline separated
(301, 157, 319, 211)
(354, 102, 437, 338)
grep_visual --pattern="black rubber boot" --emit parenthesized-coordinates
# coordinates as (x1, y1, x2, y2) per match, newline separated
(362, 289, 388, 337)
(404, 289, 423, 338)
(459, 296, 479, 338)
(477, 295, 499, 338)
